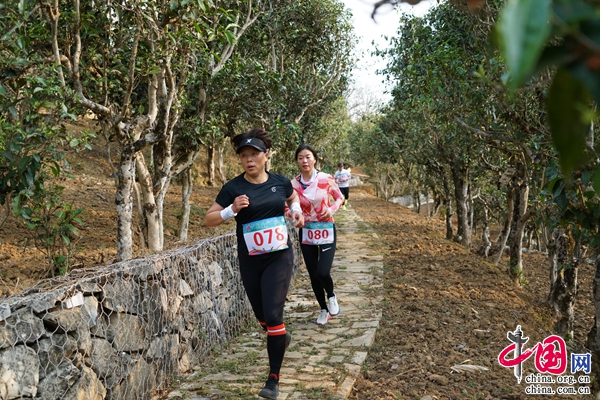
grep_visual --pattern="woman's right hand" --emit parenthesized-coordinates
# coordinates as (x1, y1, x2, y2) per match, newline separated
(232, 194, 250, 213)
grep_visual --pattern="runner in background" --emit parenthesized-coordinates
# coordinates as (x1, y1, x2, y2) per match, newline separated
(205, 128, 304, 400)
(289, 144, 344, 326)
(334, 162, 351, 210)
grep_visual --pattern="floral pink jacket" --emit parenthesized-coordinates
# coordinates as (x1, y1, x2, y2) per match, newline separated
(287, 171, 344, 223)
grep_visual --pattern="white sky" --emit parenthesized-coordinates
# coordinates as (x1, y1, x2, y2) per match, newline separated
(342, 0, 433, 108)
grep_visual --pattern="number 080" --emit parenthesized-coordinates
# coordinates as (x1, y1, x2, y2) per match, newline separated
(307, 229, 328, 240)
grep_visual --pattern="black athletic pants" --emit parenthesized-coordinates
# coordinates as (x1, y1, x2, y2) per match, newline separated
(299, 226, 337, 311)
(238, 246, 294, 378)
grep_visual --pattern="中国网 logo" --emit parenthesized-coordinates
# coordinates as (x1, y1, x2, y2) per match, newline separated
(497, 325, 591, 396)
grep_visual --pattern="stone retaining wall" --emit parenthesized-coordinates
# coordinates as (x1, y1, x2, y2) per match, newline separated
(0, 224, 302, 400)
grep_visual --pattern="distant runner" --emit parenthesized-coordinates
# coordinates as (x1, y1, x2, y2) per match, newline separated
(334, 162, 351, 210)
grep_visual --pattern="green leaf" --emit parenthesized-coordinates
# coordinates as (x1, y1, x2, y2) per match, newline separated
(224, 31, 235, 45)
(61, 234, 71, 245)
(553, 0, 598, 26)
(67, 225, 79, 236)
(547, 68, 591, 177)
(54, 255, 67, 265)
(11, 195, 22, 217)
(568, 59, 600, 109)
(497, 0, 552, 89)
(552, 178, 565, 199)
(592, 166, 600, 194)
(18, 156, 30, 174)
(17, 37, 27, 50)
(148, 66, 162, 75)
(582, 169, 591, 185)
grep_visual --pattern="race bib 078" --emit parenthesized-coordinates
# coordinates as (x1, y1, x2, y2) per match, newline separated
(302, 222, 334, 245)
(243, 216, 289, 256)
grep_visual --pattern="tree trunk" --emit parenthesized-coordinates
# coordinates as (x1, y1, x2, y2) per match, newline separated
(0, 195, 11, 230)
(152, 127, 175, 251)
(442, 174, 453, 240)
(525, 228, 534, 250)
(207, 144, 216, 187)
(217, 144, 226, 184)
(431, 188, 442, 217)
(548, 229, 579, 340)
(135, 154, 161, 252)
(451, 164, 471, 246)
(547, 228, 563, 302)
(414, 191, 421, 214)
(491, 187, 514, 265)
(115, 146, 136, 261)
(178, 167, 193, 242)
(586, 255, 600, 388)
(477, 199, 492, 257)
(533, 228, 541, 251)
(468, 184, 474, 234)
(132, 180, 146, 250)
(539, 224, 550, 253)
(507, 179, 529, 286)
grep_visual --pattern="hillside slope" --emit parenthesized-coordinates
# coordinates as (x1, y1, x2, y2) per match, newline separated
(0, 143, 229, 295)
(348, 188, 595, 399)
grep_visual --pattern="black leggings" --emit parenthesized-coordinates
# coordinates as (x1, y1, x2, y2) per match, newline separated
(340, 187, 349, 201)
(238, 247, 294, 377)
(299, 226, 337, 311)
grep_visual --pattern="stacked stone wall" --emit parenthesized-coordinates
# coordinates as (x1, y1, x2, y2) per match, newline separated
(0, 224, 302, 400)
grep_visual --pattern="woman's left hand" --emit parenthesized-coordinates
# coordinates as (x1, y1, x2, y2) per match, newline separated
(320, 207, 332, 220)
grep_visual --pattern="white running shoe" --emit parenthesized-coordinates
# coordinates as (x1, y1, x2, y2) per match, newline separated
(316, 309, 330, 326)
(328, 294, 340, 316)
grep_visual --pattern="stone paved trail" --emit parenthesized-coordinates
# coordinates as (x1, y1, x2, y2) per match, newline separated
(165, 207, 383, 400)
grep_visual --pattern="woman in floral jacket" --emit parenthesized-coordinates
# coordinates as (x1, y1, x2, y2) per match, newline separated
(289, 144, 345, 326)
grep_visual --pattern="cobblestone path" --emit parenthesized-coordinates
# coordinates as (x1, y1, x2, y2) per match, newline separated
(166, 206, 383, 399)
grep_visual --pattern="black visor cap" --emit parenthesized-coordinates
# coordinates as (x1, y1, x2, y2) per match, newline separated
(236, 137, 267, 154)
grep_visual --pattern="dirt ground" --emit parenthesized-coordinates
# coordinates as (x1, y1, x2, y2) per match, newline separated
(0, 145, 229, 296)
(0, 143, 597, 399)
(348, 188, 596, 400)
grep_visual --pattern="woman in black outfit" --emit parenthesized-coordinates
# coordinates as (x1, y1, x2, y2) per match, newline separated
(205, 128, 304, 400)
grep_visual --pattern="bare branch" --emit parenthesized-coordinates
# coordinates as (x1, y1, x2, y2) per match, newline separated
(117, 31, 141, 125)
(371, 0, 401, 20)
(479, 154, 501, 173)
(46, 0, 67, 87)
(212, 0, 262, 76)
(60, 0, 112, 117)
(454, 117, 535, 162)
(294, 57, 343, 124)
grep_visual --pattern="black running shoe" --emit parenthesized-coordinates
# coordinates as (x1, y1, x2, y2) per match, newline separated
(285, 331, 292, 350)
(258, 375, 279, 399)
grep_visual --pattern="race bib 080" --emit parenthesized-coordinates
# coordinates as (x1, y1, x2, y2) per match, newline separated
(302, 222, 334, 245)
(243, 216, 289, 256)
